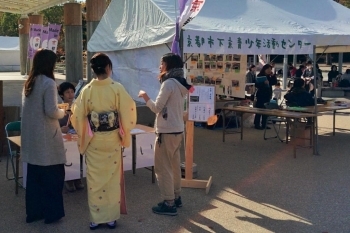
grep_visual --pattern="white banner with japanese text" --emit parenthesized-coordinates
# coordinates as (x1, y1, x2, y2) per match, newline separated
(183, 30, 314, 55)
(180, 0, 206, 27)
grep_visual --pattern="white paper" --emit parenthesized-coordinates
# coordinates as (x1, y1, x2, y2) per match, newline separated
(131, 128, 146, 134)
(188, 85, 215, 122)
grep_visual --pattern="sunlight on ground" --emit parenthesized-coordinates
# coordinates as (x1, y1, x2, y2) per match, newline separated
(182, 188, 312, 233)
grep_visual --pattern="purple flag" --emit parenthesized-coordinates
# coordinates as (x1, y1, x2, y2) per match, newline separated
(171, 0, 189, 55)
(48, 24, 61, 53)
(27, 24, 42, 59)
(40, 26, 49, 49)
(179, 0, 188, 15)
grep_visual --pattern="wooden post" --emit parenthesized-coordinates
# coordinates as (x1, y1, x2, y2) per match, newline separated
(86, 0, 106, 81)
(185, 121, 194, 179)
(0, 81, 4, 156)
(18, 15, 29, 75)
(181, 120, 213, 194)
(64, 2, 83, 83)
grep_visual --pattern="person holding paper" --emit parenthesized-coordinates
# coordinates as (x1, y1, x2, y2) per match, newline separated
(58, 82, 75, 134)
(21, 49, 66, 224)
(138, 53, 192, 216)
(70, 53, 136, 230)
(254, 64, 273, 130)
(57, 82, 84, 192)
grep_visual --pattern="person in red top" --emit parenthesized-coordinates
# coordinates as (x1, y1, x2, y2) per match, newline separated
(288, 62, 297, 78)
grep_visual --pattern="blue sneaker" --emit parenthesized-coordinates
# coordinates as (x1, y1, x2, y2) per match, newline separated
(152, 201, 177, 216)
(158, 196, 182, 208)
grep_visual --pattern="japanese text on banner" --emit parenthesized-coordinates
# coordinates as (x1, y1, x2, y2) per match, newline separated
(183, 31, 314, 54)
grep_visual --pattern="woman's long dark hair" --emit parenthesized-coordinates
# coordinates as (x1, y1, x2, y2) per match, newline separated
(258, 64, 272, 76)
(24, 49, 57, 97)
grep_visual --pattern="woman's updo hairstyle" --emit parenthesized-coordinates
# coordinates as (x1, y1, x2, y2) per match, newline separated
(90, 53, 113, 75)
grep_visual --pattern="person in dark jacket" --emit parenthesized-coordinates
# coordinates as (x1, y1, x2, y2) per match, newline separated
(254, 64, 275, 130)
(284, 78, 314, 107)
(246, 65, 257, 100)
(295, 65, 306, 79)
(328, 65, 340, 83)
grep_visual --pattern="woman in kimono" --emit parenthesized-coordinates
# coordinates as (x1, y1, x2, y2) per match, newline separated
(70, 53, 136, 230)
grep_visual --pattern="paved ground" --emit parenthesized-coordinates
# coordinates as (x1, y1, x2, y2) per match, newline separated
(0, 72, 350, 233)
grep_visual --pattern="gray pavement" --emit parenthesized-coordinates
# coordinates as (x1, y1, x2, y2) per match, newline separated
(0, 72, 350, 233)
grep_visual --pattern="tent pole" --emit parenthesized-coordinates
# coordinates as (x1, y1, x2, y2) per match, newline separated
(313, 45, 320, 156)
(338, 52, 343, 74)
(283, 55, 288, 90)
(293, 55, 297, 67)
(165, 43, 171, 51)
(253, 54, 257, 66)
(316, 46, 329, 63)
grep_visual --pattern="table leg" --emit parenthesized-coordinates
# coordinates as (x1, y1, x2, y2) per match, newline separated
(80, 154, 83, 180)
(241, 112, 244, 140)
(292, 118, 296, 158)
(222, 110, 226, 142)
(286, 118, 290, 144)
(313, 116, 318, 155)
(152, 166, 155, 183)
(333, 110, 336, 136)
(132, 135, 136, 175)
(15, 152, 19, 194)
(310, 118, 313, 146)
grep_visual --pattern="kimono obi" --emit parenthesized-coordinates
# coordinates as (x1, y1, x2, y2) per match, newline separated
(88, 111, 119, 132)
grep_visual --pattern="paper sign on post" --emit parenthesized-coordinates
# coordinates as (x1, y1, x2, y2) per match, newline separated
(188, 85, 215, 122)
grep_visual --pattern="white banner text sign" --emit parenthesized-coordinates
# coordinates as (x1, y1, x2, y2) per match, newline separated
(183, 31, 314, 54)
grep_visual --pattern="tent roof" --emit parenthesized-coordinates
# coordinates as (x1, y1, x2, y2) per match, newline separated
(88, 0, 177, 52)
(0, 36, 19, 50)
(184, 0, 350, 46)
(88, 0, 350, 52)
(0, 0, 66, 14)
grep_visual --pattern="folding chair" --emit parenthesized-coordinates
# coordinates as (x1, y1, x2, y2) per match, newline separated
(5, 121, 23, 189)
(221, 101, 241, 128)
(263, 102, 287, 142)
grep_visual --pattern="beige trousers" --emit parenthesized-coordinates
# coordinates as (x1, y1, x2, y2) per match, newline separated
(154, 133, 183, 200)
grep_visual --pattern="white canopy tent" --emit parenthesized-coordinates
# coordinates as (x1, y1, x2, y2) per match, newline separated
(88, 0, 350, 100)
(0, 0, 66, 14)
(0, 36, 20, 72)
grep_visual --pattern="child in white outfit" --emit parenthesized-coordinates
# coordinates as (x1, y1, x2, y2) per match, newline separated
(273, 82, 282, 104)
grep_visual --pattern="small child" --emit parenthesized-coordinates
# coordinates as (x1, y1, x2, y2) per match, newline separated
(273, 82, 282, 103)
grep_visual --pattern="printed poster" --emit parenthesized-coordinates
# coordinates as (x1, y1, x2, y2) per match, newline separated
(48, 24, 61, 53)
(27, 24, 42, 59)
(40, 26, 49, 49)
(188, 85, 215, 122)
